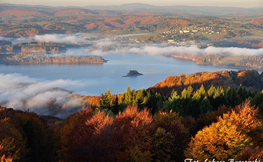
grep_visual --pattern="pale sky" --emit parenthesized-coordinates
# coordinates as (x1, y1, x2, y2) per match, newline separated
(1, 0, 263, 8)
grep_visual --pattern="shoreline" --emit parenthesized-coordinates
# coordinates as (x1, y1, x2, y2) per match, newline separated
(170, 55, 263, 72)
(0, 62, 106, 65)
(0, 53, 107, 65)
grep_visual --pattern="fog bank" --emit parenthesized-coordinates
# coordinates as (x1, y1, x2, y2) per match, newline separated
(91, 45, 263, 56)
(0, 73, 87, 118)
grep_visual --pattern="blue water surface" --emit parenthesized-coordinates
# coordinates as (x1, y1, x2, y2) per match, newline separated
(0, 49, 236, 95)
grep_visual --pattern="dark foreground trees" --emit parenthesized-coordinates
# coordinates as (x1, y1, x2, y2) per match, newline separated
(54, 106, 190, 162)
(0, 108, 50, 162)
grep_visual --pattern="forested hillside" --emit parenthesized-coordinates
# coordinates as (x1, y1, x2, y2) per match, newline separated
(1, 69, 263, 161)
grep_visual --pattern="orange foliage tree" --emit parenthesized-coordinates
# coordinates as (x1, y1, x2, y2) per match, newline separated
(53, 108, 94, 161)
(67, 106, 152, 162)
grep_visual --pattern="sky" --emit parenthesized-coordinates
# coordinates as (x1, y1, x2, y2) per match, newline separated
(1, 0, 263, 8)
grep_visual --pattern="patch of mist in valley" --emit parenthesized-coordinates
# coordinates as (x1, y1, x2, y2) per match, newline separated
(89, 41, 263, 56)
(2, 33, 263, 57)
(0, 73, 107, 118)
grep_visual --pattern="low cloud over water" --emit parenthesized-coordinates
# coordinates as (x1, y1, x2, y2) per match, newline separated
(91, 44, 263, 56)
(0, 73, 87, 118)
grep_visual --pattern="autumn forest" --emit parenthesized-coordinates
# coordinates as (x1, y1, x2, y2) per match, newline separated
(1, 69, 263, 161)
(1, 2, 263, 162)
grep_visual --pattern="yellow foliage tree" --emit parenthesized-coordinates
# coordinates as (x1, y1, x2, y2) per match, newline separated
(185, 101, 261, 161)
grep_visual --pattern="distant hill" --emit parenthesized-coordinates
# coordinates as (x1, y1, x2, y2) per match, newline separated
(85, 3, 160, 11)
(224, 8, 263, 16)
(0, 9, 49, 18)
(84, 3, 263, 16)
(1, 3, 263, 17)
(0, 3, 153, 20)
(0, 3, 55, 11)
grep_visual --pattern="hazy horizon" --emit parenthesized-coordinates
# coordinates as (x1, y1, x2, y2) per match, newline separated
(1, 0, 263, 8)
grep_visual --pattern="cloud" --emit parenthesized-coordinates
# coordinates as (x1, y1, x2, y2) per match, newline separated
(203, 46, 263, 56)
(2, 33, 263, 57)
(128, 46, 263, 56)
(33, 34, 86, 44)
(2, 33, 99, 44)
(90, 44, 263, 56)
(0, 36, 13, 41)
(3, 33, 148, 46)
(0, 73, 87, 118)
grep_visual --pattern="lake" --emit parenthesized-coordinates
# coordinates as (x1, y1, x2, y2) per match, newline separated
(0, 48, 236, 96)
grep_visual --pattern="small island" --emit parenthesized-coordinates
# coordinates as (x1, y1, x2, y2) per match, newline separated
(123, 70, 143, 77)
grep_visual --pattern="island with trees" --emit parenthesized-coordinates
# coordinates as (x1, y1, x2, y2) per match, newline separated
(0, 53, 107, 64)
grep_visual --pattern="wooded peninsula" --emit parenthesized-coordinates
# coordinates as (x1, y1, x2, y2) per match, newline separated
(0, 42, 67, 53)
(172, 53, 263, 70)
(0, 53, 106, 64)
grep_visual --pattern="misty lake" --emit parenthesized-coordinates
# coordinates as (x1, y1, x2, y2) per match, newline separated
(0, 48, 236, 96)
